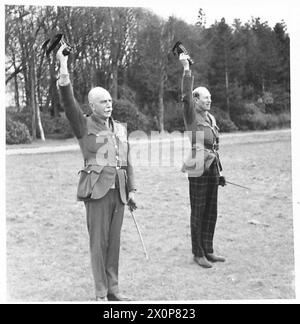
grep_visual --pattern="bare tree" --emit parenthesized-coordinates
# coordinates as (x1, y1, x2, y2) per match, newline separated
(157, 18, 175, 133)
(6, 5, 46, 140)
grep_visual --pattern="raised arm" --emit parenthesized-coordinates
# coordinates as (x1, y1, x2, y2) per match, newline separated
(56, 45, 86, 139)
(179, 53, 195, 126)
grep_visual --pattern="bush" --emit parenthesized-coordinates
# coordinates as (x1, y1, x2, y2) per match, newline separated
(39, 112, 74, 139)
(231, 102, 291, 130)
(276, 112, 291, 128)
(164, 101, 185, 132)
(6, 107, 32, 131)
(6, 107, 74, 139)
(164, 101, 238, 133)
(265, 112, 291, 129)
(211, 106, 238, 132)
(112, 98, 152, 133)
(6, 118, 32, 144)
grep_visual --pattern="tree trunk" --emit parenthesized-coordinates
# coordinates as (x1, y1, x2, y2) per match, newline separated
(23, 62, 31, 108)
(30, 54, 45, 141)
(50, 81, 60, 117)
(157, 74, 165, 133)
(111, 64, 118, 100)
(261, 75, 265, 92)
(225, 67, 230, 114)
(14, 72, 20, 110)
(48, 55, 60, 117)
(36, 104, 45, 141)
(29, 61, 37, 141)
(224, 46, 230, 115)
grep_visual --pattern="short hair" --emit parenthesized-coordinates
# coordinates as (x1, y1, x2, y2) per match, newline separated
(88, 87, 110, 104)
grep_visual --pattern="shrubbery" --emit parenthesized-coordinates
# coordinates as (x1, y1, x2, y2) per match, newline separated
(231, 102, 291, 130)
(164, 101, 185, 132)
(6, 107, 74, 143)
(6, 107, 32, 130)
(164, 102, 239, 133)
(112, 98, 152, 133)
(163, 97, 290, 133)
(6, 118, 32, 144)
(211, 106, 238, 132)
(39, 112, 74, 139)
(6, 92, 291, 145)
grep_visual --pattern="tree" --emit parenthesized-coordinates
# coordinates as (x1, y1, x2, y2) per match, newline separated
(206, 18, 234, 114)
(273, 21, 290, 92)
(6, 5, 45, 140)
(5, 5, 291, 137)
(196, 8, 206, 30)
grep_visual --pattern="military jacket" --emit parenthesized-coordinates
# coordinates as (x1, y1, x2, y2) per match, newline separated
(181, 71, 222, 176)
(59, 83, 136, 202)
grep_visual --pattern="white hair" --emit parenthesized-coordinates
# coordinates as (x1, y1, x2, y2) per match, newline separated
(88, 87, 110, 104)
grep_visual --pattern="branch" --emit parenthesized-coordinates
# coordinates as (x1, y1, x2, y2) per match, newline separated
(5, 63, 24, 84)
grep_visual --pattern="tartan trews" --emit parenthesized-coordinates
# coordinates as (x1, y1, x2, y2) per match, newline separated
(188, 163, 219, 257)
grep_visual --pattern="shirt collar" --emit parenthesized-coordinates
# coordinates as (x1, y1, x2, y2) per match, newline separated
(87, 114, 114, 135)
(196, 113, 211, 126)
(91, 114, 114, 129)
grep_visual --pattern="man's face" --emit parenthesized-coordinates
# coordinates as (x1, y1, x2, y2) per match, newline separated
(90, 90, 113, 119)
(194, 88, 211, 113)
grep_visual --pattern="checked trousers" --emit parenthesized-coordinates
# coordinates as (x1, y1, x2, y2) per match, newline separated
(188, 162, 219, 258)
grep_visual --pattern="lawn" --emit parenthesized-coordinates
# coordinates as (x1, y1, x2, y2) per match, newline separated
(6, 130, 295, 302)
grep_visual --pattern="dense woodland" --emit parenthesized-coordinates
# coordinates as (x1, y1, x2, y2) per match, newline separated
(5, 5, 290, 143)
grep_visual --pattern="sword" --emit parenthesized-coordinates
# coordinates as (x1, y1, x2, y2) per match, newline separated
(215, 157, 251, 190)
(225, 180, 251, 190)
(130, 211, 149, 260)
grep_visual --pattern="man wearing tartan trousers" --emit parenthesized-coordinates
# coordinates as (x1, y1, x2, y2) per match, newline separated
(179, 53, 226, 268)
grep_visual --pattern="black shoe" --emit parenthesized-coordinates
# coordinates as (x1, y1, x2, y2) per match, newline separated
(193, 256, 213, 268)
(206, 253, 226, 263)
(107, 293, 131, 301)
(95, 296, 108, 302)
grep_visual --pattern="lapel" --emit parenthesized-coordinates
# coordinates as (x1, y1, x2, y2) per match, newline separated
(196, 112, 219, 140)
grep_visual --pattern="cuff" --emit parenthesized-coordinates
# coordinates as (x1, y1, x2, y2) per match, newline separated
(58, 74, 70, 86)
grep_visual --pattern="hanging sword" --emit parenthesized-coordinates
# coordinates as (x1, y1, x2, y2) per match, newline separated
(214, 153, 251, 190)
(225, 180, 251, 190)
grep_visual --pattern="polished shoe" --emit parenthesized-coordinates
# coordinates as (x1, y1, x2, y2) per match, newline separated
(193, 256, 213, 268)
(206, 253, 226, 263)
(95, 296, 108, 302)
(107, 292, 131, 301)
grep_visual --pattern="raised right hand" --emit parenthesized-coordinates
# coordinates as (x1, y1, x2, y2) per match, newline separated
(218, 176, 226, 187)
(56, 43, 69, 64)
(56, 43, 69, 75)
(179, 53, 190, 71)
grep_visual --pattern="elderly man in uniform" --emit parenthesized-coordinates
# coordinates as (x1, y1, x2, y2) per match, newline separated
(56, 44, 137, 301)
(179, 53, 226, 269)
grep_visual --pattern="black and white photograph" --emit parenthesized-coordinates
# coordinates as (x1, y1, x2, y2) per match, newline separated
(2, 0, 299, 305)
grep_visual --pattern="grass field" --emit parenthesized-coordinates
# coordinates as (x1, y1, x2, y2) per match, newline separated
(6, 130, 295, 302)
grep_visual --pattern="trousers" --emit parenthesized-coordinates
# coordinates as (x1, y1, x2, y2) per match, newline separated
(84, 189, 125, 298)
(188, 162, 219, 257)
